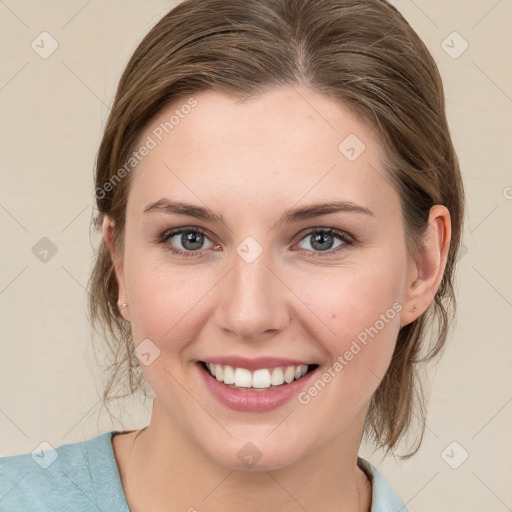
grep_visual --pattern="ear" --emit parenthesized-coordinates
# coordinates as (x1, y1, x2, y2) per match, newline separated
(400, 205, 451, 327)
(102, 215, 130, 322)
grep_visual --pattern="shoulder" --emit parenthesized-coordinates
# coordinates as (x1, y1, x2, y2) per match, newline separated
(0, 431, 129, 512)
(357, 457, 409, 512)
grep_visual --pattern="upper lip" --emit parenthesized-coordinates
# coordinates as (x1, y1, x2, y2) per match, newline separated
(199, 356, 314, 371)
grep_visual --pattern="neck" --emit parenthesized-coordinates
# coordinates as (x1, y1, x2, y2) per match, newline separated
(114, 400, 372, 512)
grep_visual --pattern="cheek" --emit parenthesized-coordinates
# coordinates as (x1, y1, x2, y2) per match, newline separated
(287, 256, 405, 372)
(122, 256, 246, 403)
(288, 266, 403, 424)
(126, 258, 211, 343)
(122, 255, 215, 399)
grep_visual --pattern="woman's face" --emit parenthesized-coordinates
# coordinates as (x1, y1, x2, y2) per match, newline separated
(107, 87, 417, 470)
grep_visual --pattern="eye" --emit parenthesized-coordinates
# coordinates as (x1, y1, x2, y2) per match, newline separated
(295, 228, 353, 257)
(155, 227, 219, 257)
(155, 226, 353, 258)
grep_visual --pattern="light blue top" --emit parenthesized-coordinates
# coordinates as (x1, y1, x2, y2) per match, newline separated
(0, 431, 409, 511)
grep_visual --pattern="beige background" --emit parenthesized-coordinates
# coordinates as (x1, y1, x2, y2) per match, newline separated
(1, 1, 511, 510)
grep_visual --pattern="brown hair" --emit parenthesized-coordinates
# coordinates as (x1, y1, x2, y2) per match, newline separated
(87, 0, 464, 458)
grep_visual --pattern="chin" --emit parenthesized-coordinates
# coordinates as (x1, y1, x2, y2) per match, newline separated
(199, 431, 307, 472)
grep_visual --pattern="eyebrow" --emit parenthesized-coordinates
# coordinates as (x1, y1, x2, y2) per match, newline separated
(143, 198, 374, 224)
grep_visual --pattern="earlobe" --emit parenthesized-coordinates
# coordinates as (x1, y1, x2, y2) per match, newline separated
(400, 205, 451, 327)
(102, 215, 130, 322)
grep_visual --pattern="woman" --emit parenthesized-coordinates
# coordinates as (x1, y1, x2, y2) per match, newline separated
(0, 0, 464, 510)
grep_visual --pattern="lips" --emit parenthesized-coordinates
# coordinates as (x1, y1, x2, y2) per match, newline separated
(196, 358, 320, 412)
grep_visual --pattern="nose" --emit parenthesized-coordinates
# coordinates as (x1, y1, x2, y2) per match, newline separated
(214, 250, 291, 341)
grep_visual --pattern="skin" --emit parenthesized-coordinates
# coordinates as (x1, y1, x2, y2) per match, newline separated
(103, 86, 451, 512)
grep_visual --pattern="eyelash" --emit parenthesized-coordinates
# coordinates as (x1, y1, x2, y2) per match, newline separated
(154, 226, 354, 259)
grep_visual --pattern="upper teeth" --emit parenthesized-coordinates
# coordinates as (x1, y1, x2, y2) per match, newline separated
(205, 363, 308, 388)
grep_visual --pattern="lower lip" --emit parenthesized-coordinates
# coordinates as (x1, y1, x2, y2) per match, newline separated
(197, 362, 318, 413)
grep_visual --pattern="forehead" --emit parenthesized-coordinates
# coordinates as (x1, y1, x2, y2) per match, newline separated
(126, 87, 397, 219)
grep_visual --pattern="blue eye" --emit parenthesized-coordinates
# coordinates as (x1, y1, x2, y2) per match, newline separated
(156, 227, 217, 257)
(155, 226, 353, 258)
(295, 228, 352, 257)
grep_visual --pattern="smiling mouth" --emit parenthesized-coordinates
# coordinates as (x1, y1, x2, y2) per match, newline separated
(200, 361, 319, 392)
